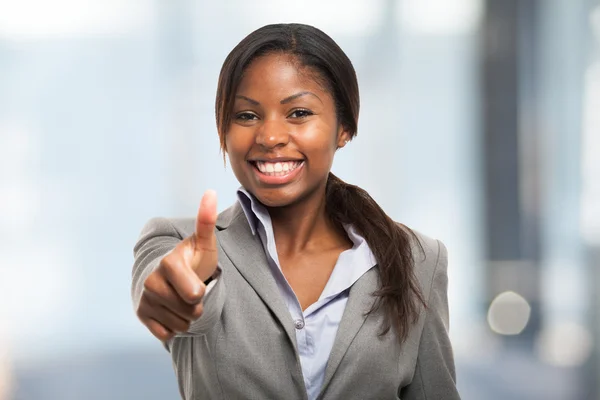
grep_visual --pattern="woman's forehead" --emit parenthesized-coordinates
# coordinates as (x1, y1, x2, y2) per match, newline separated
(236, 54, 331, 98)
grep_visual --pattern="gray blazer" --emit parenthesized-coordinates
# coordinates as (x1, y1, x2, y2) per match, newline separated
(132, 202, 460, 400)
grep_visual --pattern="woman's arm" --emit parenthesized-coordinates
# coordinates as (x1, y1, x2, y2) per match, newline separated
(400, 240, 461, 399)
(132, 215, 226, 351)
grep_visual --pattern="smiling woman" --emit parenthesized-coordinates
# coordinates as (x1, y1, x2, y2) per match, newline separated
(132, 23, 460, 400)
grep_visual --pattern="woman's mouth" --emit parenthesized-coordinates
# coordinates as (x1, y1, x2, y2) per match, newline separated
(249, 160, 305, 185)
(254, 160, 303, 176)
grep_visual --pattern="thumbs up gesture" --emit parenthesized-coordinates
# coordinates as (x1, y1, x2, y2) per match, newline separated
(137, 190, 219, 342)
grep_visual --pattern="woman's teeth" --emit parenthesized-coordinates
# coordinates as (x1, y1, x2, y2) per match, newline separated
(255, 161, 302, 176)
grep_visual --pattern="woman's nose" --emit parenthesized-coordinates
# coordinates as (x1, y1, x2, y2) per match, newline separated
(255, 118, 290, 148)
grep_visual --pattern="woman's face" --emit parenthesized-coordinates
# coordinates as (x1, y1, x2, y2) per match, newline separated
(225, 53, 349, 208)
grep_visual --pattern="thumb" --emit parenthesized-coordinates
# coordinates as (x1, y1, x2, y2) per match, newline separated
(194, 189, 218, 251)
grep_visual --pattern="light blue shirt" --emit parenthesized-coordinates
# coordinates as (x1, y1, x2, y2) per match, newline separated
(237, 188, 376, 400)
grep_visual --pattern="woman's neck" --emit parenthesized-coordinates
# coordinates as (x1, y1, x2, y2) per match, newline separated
(267, 187, 345, 256)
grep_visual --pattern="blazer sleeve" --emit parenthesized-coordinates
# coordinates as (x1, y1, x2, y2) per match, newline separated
(131, 217, 226, 350)
(400, 240, 461, 400)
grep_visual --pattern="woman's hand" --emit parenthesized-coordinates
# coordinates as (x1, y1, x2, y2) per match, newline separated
(136, 190, 219, 342)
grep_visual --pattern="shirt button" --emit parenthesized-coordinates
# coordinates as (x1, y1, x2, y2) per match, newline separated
(294, 319, 305, 330)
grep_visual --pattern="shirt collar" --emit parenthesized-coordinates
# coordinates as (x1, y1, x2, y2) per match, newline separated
(236, 187, 263, 236)
(237, 187, 376, 262)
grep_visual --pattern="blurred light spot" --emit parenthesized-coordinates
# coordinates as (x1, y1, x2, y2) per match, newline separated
(535, 322, 593, 367)
(0, 0, 155, 40)
(581, 62, 600, 245)
(487, 291, 531, 335)
(399, 0, 483, 35)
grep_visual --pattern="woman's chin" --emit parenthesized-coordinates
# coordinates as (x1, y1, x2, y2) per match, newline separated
(252, 189, 298, 208)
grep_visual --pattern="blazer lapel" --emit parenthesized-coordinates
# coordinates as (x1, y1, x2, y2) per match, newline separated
(318, 267, 380, 398)
(215, 204, 298, 353)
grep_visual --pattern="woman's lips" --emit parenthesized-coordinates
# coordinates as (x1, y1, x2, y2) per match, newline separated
(249, 160, 305, 185)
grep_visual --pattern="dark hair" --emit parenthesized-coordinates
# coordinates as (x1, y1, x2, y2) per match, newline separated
(215, 23, 425, 342)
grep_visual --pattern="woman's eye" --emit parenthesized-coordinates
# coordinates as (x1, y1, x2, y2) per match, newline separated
(289, 109, 313, 118)
(235, 112, 258, 121)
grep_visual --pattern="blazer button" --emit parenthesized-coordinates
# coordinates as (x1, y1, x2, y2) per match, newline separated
(294, 319, 305, 330)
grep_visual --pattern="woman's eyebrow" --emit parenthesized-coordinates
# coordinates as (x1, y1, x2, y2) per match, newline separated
(235, 95, 260, 105)
(235, 91, 323, 106)
(280, 91, 322, 104)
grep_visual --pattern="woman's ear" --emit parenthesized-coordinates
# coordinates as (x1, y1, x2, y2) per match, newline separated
(336, 125, 351, 149)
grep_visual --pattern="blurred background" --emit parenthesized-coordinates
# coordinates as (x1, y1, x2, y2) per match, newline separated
(1, 0, 599, 399)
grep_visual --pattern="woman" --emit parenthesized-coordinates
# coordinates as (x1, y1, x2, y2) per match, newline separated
(132, 23, 459, 400)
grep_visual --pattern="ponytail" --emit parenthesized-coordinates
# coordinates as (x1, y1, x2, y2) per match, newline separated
(325, 173, 426, 342)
